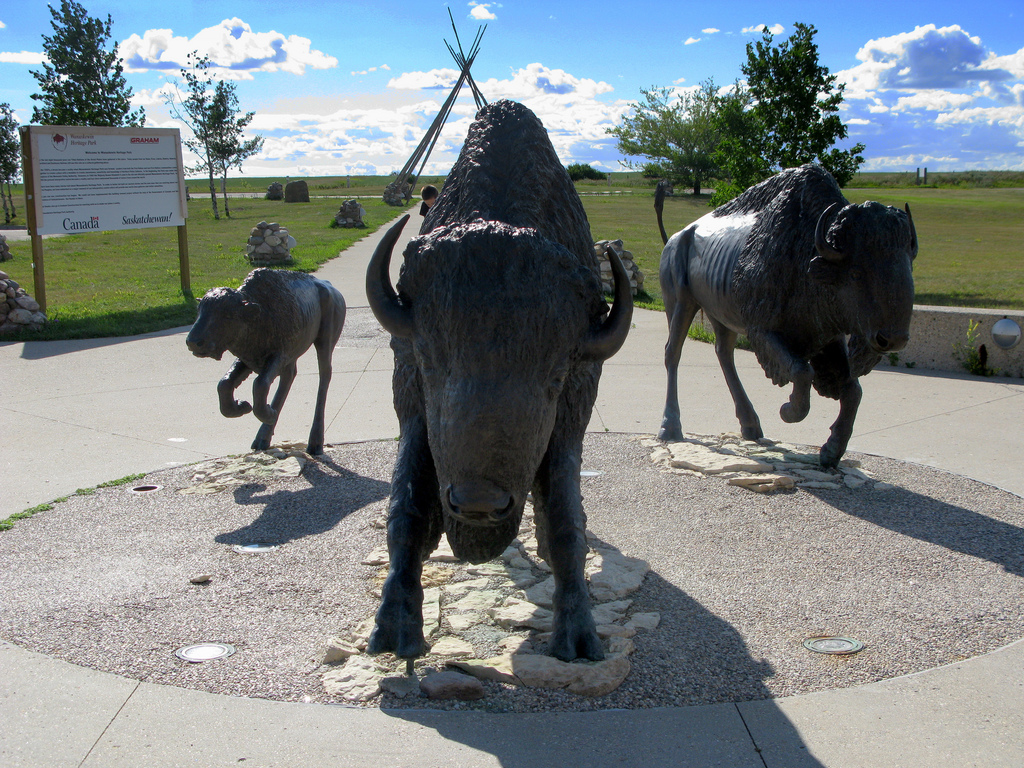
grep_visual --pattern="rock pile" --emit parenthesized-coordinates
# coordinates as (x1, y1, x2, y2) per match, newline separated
(246, 221, 296, 266)
(595, 239, 645, 296)
(265, 182, 283, 200)
(0, 234, 11, 262)
(0, 270, 47, 334)
(382, 179, 411, 207)
(284, 180, 309, 203)
(334, 200, 367, 228)
(321, 506, 658, 703)
(646, 433, 894, 493)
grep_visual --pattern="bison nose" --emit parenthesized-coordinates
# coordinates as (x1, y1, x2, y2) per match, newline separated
(446, 483, 515, 525)
(874, 331, 909, 353)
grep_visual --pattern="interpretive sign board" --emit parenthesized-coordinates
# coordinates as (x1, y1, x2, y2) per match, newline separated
(19, 125, 191, 313)
(21, 125, 187, 235)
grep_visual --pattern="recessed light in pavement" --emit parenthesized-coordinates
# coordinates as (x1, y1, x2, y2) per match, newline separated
(175, 643, 236, 662)
(130, 485, 162, 494)
(803, 636, 864, 655)
(231, 543, 279, 554)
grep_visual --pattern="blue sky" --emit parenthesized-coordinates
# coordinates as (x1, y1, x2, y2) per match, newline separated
(1, 1, 1022, 177)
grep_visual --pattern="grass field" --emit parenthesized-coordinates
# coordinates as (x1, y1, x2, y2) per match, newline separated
(0, 174, 1021, 341)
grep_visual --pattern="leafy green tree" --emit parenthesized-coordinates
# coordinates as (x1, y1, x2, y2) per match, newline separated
(608, 79, 725, 195)
(0, 104, 20, 223)
(30, 0, 144, 127)
(208, 80, 264, 219)
(167, 54, 264, 220)
(715, 22, 863, 203)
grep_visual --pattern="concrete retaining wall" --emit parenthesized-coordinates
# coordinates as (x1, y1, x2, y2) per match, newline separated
(879, 305, 1024, 378)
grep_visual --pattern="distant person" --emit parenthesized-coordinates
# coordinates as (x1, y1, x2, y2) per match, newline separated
(419, 185, 438, 216)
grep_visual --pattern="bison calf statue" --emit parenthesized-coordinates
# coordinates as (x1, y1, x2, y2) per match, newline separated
(186, 268, 346, 455)
(656, 165, 917, 467)
(366, 100, 633, 661)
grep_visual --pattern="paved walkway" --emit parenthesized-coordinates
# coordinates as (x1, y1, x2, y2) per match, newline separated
(2, 215, 1023, 766)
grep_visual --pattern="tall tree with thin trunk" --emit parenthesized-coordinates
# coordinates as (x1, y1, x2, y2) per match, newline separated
(166, 53, 222, 220)
(30, 0, 144, 127)
(0, 104, 20, 224)
(209, 80, 264, 219)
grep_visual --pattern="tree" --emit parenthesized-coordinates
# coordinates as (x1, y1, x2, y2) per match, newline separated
(715, 22, 863, 200)
(30, 0, 144, 127)
(608, 80, 725, 195)
(208, 80, 264, 219)
(0, 104, 21, 223)
(167, 54, 264, 220)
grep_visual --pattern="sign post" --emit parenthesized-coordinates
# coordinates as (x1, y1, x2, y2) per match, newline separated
(19, 125, 190, 313)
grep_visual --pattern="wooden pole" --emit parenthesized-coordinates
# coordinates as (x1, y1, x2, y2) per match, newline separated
(177, 222, 191, 298)
(19, 127, 46, 314)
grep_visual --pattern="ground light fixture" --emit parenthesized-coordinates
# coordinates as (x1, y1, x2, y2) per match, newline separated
(175, 643, 236, 662)
(803, 636, 865, 655)
(231, 543, 279, 554)
(129, 484, 162, 494)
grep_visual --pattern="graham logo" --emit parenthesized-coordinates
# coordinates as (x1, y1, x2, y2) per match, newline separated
(63, 216, 100, 232)
(131, 137, 160, 144)
(51, 133, 67, 151)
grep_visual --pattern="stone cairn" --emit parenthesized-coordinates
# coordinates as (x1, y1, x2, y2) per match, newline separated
(595, 239, 645, 297)
(382, 178, 412, 207)
(265, 182, 283, 201)
(0, 233, 12, 262)
(246, 221, 295, 266)
(334, 200, 367, 228)
(0, 270, 47, 334)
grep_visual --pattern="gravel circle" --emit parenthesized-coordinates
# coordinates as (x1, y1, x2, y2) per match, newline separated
(2, 433, 1023, 713)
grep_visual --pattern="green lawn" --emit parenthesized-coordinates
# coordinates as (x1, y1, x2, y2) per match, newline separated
(1, 197, 411, 340)
(1, 179, 1021, 341)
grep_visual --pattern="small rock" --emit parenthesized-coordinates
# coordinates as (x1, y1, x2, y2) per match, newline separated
(490, 598, 553, 631)
(626, 612, 661, 631)
(448, 590, 502, 612)
(798, 481, 842, 490)
(597, 624, 637, 639)
(448, 612, 484, 632)
(423, 587, 442, 639)
(322, 655, 384, 702)
(497, 636, 534, 654)
(380, 674, 420, 698)
(793, 468, 838, 481)
(524, 576, 556, 608)
(421, 563, 454, 587)
(444, 577, 491, 598)
(727, 473, 797, 493)
(322, 638, 361, 664)
(420, 670, 486, 700)
(843, 475, 867, 489)
(429, 537, 460, 563)
(189, 574, 212, 584)
(361, 547, 389, 566)
(429, 636, 475, 658)
(592, 599, 632, 626)
(873, 481, 897, 492)
(587, 549, 649, 601)
(447, 655, 519, 685)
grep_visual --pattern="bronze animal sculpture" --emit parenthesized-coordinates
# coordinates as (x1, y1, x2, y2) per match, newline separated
(366, 100, 633, 662)
(656, 165, 917, 467)
(186, 268, 346, 455)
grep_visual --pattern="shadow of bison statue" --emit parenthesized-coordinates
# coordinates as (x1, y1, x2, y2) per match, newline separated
(186, 268, 346, 455)
(365, 100, 633, 661)
(655, 164, 917, 467)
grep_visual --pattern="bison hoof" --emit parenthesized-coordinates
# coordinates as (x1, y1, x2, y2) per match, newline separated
(251, 436, 271, 451)
(780, 400, 809, 424)
(741, 424, 763, 440)
(819, 441, 843, 469)
(306, 441, 324, 456)
(222, 400, 252, 418)
(548, 625, 605, 662)
(658, 420, 683, 442)
(367, 622, 426, 660)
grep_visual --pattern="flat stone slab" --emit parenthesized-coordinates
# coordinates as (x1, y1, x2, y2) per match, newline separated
(2, 434, 1024, 715)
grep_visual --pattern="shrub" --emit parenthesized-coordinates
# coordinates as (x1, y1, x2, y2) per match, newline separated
(567, 163, 607, 181)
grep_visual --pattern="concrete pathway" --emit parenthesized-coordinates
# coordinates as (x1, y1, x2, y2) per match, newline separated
(2, 214, 1023, 766)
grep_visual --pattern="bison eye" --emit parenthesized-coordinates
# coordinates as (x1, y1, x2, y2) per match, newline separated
(850, 268, 863, 281)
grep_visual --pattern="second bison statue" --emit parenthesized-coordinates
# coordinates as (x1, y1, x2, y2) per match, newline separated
(186, 268, 346, 455)
(366, 100, 633, 661)
(655, 164, 917, 467)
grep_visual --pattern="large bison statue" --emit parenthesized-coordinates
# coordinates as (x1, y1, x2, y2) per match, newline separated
(186, 268, 346, 455)
(365, 100, 633, 661)
(656, 164, 917, 467)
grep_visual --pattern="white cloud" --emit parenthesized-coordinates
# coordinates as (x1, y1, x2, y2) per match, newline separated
(0, 51, 47, 64)
(702, 28, 720, 35)
(388, 68, 461, 90)
(0, 21, 6, 29)
(684, 37, 701, 46)
(742, 24, 784, 35)
(469, 2, 497, 20)
(119, 18, 337, 77)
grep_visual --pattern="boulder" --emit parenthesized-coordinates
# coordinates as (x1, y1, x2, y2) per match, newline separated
(265, 182, 284, 200)
(284, 180, 310, 203)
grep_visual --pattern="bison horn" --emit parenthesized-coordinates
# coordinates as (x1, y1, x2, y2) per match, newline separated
(366, 214, 414, 338)
(814, 203, 844, 262)
(905, 203, 918, 261)
(581, 246, 634, 362)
